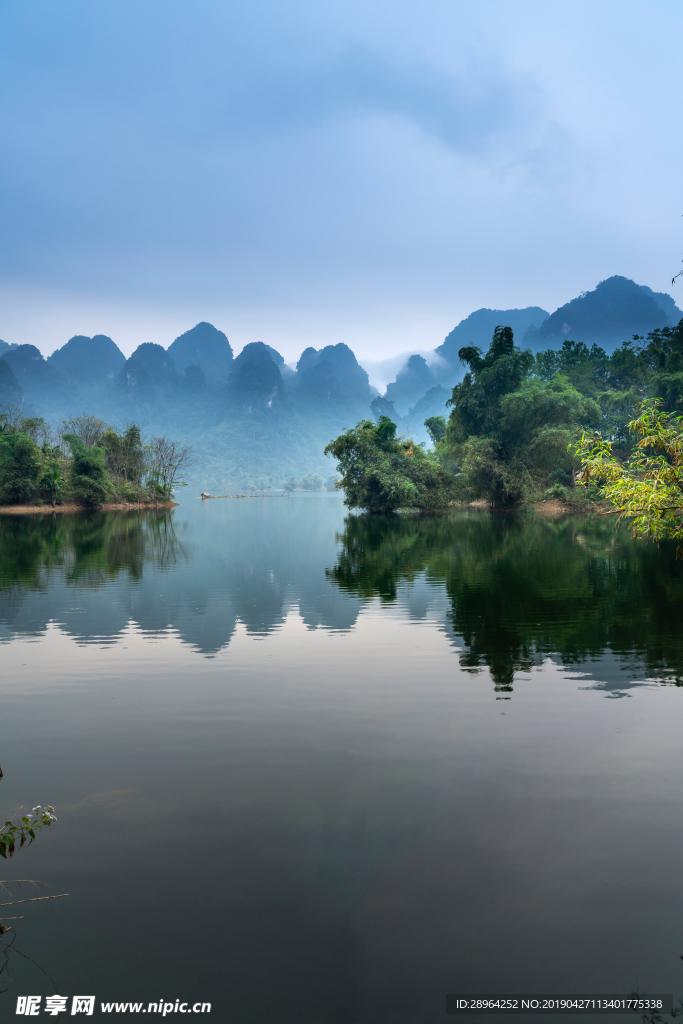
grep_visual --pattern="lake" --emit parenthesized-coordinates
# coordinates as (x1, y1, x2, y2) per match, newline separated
(0, 495, 682, 1022)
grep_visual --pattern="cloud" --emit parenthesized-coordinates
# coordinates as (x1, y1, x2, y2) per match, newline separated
(0, 0, 681, 360)
(206, 45, 537, 153)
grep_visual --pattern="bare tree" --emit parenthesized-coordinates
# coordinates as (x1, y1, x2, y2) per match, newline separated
(0, 404, 26, 431)
(60, 415, 108, 449)
(148, 437, 196, 496)
(0, 407, 61, 447)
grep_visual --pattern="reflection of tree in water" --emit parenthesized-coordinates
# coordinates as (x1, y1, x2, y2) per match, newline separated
(326, 512, 683, 691)
(0, 510, 185, 592)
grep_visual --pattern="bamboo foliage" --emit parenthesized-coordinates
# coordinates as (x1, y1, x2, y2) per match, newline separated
(575, 399, 683, 545)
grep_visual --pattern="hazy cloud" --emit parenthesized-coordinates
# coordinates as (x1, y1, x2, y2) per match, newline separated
(0, 0, 680, 359)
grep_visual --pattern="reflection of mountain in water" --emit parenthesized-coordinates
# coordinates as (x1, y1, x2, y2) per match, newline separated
(326, 512, 683, 693)
(0, 500, 361, 654)
(3, 501, 683, 691)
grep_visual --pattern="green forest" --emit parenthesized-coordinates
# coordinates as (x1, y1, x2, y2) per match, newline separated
(327, 319, 683, 516)
(0, 411, 193, 507)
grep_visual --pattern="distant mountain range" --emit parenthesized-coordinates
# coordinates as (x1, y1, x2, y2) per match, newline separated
(522, 276, 681, 350)
(1, 276, 680, 490)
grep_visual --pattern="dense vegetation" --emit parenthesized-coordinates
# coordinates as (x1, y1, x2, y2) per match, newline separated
(324, 416, 457, 512)
(435, 326, 600, 507)
(0, 410, 193, 507)
(327, 317, 683, 513)
(576, 400, 683, 546)
(435, 319, 683, 507)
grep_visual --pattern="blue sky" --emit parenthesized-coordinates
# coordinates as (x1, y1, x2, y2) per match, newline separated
(0, 0, 681, 363)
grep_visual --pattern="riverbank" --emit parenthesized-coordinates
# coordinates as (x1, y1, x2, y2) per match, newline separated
(445, 497, 611, 518)
(530, 496, 611, 518)
(0, 500, 179, 515)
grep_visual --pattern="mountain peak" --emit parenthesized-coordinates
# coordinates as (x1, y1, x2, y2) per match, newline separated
(527, 276, 678, 351)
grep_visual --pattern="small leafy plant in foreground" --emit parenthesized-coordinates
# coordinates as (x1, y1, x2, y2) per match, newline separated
(575, 399, 683, 545)
(0, 806, 57, 859)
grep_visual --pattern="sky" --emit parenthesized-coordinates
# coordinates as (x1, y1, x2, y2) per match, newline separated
(0, 0, 681, 365)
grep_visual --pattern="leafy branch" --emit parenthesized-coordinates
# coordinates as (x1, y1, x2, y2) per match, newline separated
(0, 806, 57, 859)
(574, 399, 683, 546)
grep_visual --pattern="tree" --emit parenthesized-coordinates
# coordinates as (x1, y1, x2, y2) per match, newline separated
(424, 415, 446, 444)
(61, 415, 107, 449)
(324, 416, 456, 513)
(40, 445, 64, 507)
(0, 404, 25, 432)
(17, 416, 50, 445)
(301, 473, 324, 491)
(442, 326, 600, 507)
(575, 399, 683, 546)
(101, 423, 146, 485)
(63, 433, 109, 506)
(0, 428, 42, 504)
(148, 436, 195, 496)
(0, 407, 58, 447)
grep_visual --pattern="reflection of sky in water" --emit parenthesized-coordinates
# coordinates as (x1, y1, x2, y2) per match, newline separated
(550, 652, 666, 698)
(1, 497, 683, 1016)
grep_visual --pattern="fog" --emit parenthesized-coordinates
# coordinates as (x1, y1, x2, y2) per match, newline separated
(1, 0, 681, 361)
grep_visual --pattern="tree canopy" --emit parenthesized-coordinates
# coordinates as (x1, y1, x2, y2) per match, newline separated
(439, 326, 600, 507)
(0, 407, 193, 507)
(576, 400, 683, 547)
(325, 416, 456, 512)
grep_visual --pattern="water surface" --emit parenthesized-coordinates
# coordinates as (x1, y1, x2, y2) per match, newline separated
(0, 496, 682, 1021)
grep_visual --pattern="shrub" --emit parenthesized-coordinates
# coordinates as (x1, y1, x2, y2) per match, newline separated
(63, 434, 109, 506)
(0, 430, 42, 504)
(325, 416, 457, 513)
(544, 483, 568, 502)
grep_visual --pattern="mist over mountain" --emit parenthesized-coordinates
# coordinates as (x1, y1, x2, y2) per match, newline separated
(436, 306, 550, 362)
(1, 279, 681, 491)
(0, 360, 22, 405)
(226, 342, 285, 412)
(385, 355, 435, 416)
(48, 334, 125, 387)
(296, 344, 374, 412)
(2, 344, 55, 393)
(523, 276, 682, 351)
(167, 322, 233, 383)
(117, 342, 179, 394)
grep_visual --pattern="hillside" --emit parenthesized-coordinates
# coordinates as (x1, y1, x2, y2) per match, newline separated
(1, 276, 680, 489)
(524, 276, 682, 351)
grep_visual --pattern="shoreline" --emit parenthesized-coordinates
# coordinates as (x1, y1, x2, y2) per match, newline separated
(528, 497, 611, 518)
(444, 498, 610, 518)
(0, 500, 179, 516)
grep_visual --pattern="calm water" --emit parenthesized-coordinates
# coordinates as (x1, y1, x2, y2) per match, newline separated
(0, 495, 682, 1022)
